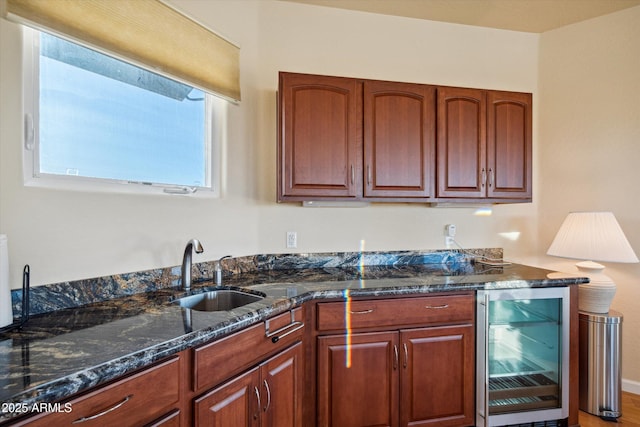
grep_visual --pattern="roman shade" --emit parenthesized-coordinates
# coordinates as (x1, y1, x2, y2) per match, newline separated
(2, 0, 241, 102)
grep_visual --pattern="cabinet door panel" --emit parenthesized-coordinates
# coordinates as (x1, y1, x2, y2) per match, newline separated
(317, 332, 399, 427)
(436, 87, 486, 198)
(194, 368, 260, 427)
(278, 72, 362, 199)
(400, 325, 475, 427)
(261, 342, 304, 427)
(364, 81, 435, 198)
(487, 91, 532, 199)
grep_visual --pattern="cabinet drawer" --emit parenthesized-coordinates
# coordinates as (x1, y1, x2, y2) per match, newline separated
(16, 356, 181, 427)
(316, 294, 474, 331)
(194, 307, 304, 392)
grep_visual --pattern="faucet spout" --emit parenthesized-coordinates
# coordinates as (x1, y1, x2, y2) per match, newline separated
(182, 239, 204, 292)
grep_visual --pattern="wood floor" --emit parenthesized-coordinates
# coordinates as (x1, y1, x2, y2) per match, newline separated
(579, 392, 640, 427)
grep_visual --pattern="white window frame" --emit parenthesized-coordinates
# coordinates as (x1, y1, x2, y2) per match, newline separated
(21, 27, 224, 198)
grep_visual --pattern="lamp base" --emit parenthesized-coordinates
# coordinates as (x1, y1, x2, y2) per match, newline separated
(576, 261, 616, 313)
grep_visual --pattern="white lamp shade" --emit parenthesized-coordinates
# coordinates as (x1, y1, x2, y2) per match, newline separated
(547, 212, 638, 263)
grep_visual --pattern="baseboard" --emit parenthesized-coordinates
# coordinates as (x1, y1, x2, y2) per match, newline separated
(622, 378, 640, 394)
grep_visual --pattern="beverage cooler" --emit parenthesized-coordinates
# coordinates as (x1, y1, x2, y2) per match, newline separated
(476, 287, 570, 426)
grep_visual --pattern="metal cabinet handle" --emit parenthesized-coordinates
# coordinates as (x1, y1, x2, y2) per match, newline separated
(263, 380, 271, 412)
(254, 385, 261, 419)
(393, 345, 399, 370)
(403, 343, 408, 369)
(367, 165, 371, 185)
(72, 395, 132, 424)
(425, 304, 449, 309)
(481, 168, 487, 187)
(489, 168, 494, 188)
(351, 165, 355, 185)
(349, 309, 374, 315)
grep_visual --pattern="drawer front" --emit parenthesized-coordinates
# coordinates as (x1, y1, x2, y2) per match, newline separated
(16, 356, 181, 427)
(194, 307, 304, 392)
(316, 294, 474, 331)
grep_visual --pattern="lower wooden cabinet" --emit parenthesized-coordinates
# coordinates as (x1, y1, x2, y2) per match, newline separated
(12, 356, 183, 427)
(317, 331, 399, 427)
(194, 342, 304, 427)
(401, 326, 475, 427)
(316, 296, 475, 427)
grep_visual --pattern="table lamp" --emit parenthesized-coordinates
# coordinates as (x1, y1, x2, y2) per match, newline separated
(547, 211, 638, 313)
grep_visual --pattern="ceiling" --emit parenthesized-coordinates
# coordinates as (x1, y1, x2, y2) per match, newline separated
(280, 0, 640, 33)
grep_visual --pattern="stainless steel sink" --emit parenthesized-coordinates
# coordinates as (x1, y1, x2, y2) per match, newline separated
(173, 289, 264, 312)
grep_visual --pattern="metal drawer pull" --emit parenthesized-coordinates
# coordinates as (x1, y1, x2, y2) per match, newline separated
(425, 304, 449, 309)
(72, 395, 132, 424)
(349, 309, 374, 315)
(263, 380, 271, 412)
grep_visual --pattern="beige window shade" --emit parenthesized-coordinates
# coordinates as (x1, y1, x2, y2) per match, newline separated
(3, 0, 240, 102)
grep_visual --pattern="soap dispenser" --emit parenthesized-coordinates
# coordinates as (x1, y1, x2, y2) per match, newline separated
(215, 255, 232, 285)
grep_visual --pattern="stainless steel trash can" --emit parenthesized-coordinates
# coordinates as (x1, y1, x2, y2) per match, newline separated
(579, 310, 623, 420)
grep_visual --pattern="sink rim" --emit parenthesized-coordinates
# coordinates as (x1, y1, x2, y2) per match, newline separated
(171, 287, 266, 312)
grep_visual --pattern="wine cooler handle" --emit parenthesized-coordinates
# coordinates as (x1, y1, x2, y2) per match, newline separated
(481, 292, 490, 423)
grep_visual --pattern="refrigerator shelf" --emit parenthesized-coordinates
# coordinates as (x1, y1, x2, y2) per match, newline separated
(489, 372, 559, 401)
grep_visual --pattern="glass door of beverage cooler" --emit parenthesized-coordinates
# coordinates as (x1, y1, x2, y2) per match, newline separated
(476, 287, 570, 427)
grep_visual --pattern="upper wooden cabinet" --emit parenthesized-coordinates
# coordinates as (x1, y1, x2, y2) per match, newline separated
(278, 73, 362, 200)
(436, 87, 532, 201)
(486, 90, 532, 200)
(278, 72, 532, 204)
(278, 72, 436, 202)
(364, 81, 435, 199)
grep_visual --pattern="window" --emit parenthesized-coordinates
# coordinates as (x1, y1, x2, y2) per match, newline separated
(23, 28, 223, 196)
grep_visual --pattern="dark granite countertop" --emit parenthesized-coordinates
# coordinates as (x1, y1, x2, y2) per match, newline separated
(0, 260, 588, 422)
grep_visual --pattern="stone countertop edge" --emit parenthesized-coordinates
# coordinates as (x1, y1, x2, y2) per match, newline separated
(0, 265, 588, 422)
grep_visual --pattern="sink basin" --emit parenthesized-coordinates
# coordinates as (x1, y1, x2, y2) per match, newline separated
(174, 290, 264, 312)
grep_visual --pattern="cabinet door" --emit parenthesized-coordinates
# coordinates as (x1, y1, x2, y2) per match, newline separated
(364, 80, 435, 199)
(400, 325, 475, 427)
(436, 87, 486, 198)
(317, 332, 399, 427)
(486, 90, 532, 200)
(261, 342, 304, 427)
(278, 72, 362, 200)
(194, 367, 260, 427)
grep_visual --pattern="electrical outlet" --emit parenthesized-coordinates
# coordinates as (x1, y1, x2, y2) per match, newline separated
(444, 224, 456, 237)
(286, 231, 297, 249)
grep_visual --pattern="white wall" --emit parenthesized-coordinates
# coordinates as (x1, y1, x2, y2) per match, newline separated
(0, 0, 539, 289)
(537, 6, 640, 389)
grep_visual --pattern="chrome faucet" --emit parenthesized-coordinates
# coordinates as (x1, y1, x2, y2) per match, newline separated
(181, 239, 203, 292)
